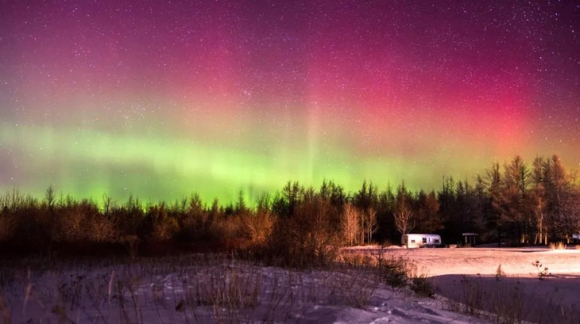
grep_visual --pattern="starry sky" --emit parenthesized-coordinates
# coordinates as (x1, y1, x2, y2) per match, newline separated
(1, 0, 579, 204)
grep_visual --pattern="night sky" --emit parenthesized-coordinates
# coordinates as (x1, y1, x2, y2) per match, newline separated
(1, 0, 579, 204)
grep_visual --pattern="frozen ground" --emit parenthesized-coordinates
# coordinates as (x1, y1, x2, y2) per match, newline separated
(0, 247, 578, 323)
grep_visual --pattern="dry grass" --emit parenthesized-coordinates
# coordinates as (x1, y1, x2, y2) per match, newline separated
(2, 247, 578, 323)
(0, 254, 389, 323)
(549, 242, 567, 250)
(338, 250, 436, 298)
(443, 269, 579, 324)
(444, 275, 528, 323)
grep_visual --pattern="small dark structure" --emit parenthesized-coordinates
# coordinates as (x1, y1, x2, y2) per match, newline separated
(462, 233, 477, 246)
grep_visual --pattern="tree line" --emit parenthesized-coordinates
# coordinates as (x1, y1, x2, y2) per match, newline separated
(0, 154, 578, 261)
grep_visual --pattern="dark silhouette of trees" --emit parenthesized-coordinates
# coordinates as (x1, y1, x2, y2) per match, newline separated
(500, 156, 531, 245)
(415, 190, 441, 234)
(484, 162, 504, 245)
(375, 185, 397, 244)
(0, 154, 578, 260)
(438, 177, 458, 243)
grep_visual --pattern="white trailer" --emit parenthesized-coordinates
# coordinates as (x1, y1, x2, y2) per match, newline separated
(401, 233, 442, 248)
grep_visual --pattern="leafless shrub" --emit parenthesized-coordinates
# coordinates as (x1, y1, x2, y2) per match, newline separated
(531, 260, 550, 280)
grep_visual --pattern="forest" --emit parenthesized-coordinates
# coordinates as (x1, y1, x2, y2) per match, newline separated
(0, 154, 578, 263)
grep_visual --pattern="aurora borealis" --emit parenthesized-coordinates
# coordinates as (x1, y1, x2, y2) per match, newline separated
(1, 1, 579, 204)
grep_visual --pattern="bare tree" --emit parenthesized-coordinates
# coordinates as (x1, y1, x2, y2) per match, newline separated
(342, 203, 360, 246)
(353, 181, 378, 244)
(395, 201, 413, 238)
(363, 207, 378, 244)
(102, 193, 115, 216)
(531, 183, 547, 245)
(45, 185, 55, 209)
(394, 182, 414, 243)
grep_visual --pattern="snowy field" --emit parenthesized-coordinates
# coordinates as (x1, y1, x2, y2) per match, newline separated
(344, 245, 580, 323)
(0, 247, 579, 323)
(343, 245, 580, 276)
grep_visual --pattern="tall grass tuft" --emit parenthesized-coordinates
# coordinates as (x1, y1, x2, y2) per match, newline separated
(549, 242, 567, 250)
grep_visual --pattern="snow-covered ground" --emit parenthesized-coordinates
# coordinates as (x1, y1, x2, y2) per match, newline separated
(343, 245, 580, 323)
(343, 245, 580, 276)
(0, 247, 579, 323)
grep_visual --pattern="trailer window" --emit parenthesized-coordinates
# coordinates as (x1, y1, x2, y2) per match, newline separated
(422, 238, 427, 243)
(434, 239, 440, 244)
(411, 240, 416, 243)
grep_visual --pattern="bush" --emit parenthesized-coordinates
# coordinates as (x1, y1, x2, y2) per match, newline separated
(409, 275, 436, 298)
(406, 263, 435, 297)
(379, 256, 408, 288)
(265, 196, 342, 268)
(45, 200, 117, 246)
(241, 211, 273, 247)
